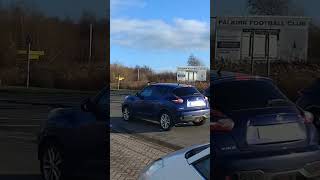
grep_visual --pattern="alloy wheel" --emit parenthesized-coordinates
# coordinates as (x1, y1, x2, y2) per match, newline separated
(123, 107, 130, 121)
(42, 146, 63, 180)
(160, 113, 171, 130)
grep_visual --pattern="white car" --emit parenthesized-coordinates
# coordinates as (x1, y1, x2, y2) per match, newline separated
(139, 143, 210, 180)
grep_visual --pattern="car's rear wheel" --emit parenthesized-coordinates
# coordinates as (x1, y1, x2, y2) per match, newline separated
(122, 106, 132, 121)
(40, 143, 64, 180)
(159, 111, 172, 131)
(193, 118, 206, 126)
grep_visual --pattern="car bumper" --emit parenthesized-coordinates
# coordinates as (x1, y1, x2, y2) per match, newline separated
(175, 109, 209, 123)
(214, 148, 320, 179)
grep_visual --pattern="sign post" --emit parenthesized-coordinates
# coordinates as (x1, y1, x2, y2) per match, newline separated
(89, 23, 93, 64)
(250, 32, 254, 75)
(116, 75, 125, 90)
(266, 33, 271, 77)
(26, 35, 32, 88)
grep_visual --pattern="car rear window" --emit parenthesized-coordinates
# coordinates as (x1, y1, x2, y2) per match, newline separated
(214, 80, 287, 111)
(185, 144, 210, 159)
(173, 87, 200, 97)
(193, 156, 209, 180)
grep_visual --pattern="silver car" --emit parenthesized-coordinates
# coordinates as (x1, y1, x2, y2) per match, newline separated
(139, 143, 210, 180)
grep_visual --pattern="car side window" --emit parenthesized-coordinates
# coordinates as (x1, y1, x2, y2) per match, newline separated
(151, 86, 167, 97)
(192, 156, 209, 180)
(140, 87, 153, 97)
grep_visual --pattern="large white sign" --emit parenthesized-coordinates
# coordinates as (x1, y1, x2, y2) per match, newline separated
(177, 66, 207, 82)
(214, 16, 311, 62)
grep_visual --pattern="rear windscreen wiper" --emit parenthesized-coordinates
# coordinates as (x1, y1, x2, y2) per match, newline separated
(267, 99, 291, 107)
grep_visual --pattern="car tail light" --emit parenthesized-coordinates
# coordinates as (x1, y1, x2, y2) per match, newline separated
(235, 74, 251, 81)
(211, 118, 235, 132)
(211, 110, 225, 117)
(172, 96, 184, 104)
(303, 111, 314, 124)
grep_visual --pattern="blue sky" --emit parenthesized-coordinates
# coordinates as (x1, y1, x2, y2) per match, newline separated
(110, 0, 210, 72)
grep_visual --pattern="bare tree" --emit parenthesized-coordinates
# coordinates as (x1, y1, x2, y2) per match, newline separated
(187, 54, 203, 66)
(0, 2, 107, 90)
(247, 0, 290, 15)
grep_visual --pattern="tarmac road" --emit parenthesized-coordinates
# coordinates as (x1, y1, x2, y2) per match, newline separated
(0, 88, 210, 180)
(0, 102, 47, 180)
(0, 88, 95, 180)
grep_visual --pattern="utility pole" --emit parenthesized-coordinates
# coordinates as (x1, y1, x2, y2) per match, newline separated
(266, 33, 271, 77)
(26, 35, 32, 88)
(89, 23, 93, 64)
(137, 68, 140, 81)
(117, 74, 120, 90)
(250, 32, 255, 75)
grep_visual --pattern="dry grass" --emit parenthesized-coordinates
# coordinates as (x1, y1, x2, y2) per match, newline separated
(0, 62, 107, 90)
(111, 80, 209, 91)
(110, 63, 210, 91)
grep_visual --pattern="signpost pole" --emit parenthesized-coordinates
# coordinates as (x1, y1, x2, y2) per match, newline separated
(117, 74, 120, 90)
(27, 43, 31, 88)
(26, 36, 31, 88)
(266, 33, 270, 77)
(250, 32, 254, 75)
(89, 23, 93, 64)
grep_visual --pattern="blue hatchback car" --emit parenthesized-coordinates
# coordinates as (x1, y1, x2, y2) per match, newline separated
(210, 71, 320, 179)
(122, 83, 209, 131)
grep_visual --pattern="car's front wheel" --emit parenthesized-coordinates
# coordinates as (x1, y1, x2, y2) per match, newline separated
(122, 106, 132, 121)
(159, 111, 173, 131)
(40, 143, 64, 180)
(193, 118, 206, 126)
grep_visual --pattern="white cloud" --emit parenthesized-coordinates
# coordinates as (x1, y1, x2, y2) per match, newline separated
(111, 18, 210, 51)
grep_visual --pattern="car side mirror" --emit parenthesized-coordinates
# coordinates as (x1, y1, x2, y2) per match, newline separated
(81, 98, 95, 112)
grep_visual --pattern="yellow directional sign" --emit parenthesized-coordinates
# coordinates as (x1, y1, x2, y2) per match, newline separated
(117, 76, 125, 81)
(17, 50, 45, 60)
(29, 54, 41, 60)
(18, 50, 45, 56)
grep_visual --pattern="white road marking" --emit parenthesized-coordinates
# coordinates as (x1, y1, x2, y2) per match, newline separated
(0, 117, 44, 121)
(1, 135, 36, 141)
(0, 124, 40, 127)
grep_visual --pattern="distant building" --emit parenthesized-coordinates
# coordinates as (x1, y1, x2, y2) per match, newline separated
(212, 16, 311, 64)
